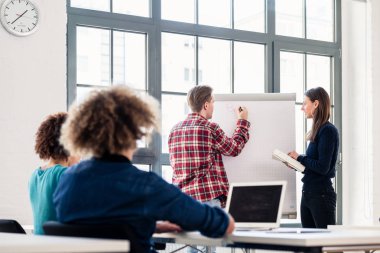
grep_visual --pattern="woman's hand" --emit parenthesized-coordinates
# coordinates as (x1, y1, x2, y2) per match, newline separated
(288, 151, 299, 160)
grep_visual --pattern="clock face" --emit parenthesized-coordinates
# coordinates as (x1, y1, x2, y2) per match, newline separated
(0, 0, 39, 36)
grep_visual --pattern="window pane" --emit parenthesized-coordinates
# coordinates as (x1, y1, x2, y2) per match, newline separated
(306, 54, 331, 99)
(135, 164, 150, 172)
(198, 37, 231, 93)
(234, 0, 265, 33)
(162, 33, 196, 92)
(199, 0, 231, 28)
(113, 0, 149, 17)
(280, 51, 304, 102)
(234, 42, 265, 93)
(76, 86, 99, 103)
(113, 31, 146, 90)
(306, 0, 334, 42)
(162, 0, 195, 23)
(161, 94, 190, 153)
(162, 165, 173, 183)
(71, 0, 110, 11)
(276, 0, 304, 38)
(77, 27, 110, 86)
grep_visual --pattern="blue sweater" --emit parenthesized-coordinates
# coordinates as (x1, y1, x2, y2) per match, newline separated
(297, 122, 339, 192)
(53, 155, 229, 252)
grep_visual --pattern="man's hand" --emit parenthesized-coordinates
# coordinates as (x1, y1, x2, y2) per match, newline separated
(155, 221, 182, 233)
(236, 106, 248, 120)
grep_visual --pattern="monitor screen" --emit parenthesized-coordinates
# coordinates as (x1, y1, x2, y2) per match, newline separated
(228, 185, 283, 223)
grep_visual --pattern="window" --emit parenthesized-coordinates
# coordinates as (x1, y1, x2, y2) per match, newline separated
(71, 0, 149, 16)
(234, 42, 265, 93)
(162, 33, 195, 92)
(68, 0, 341, 222)
(234, 0, 265, 33)
(161, 0, 195, 23)
(276, 0, 335, 42)
(198, 37, 231, 93)
(161, 0, 265, 33)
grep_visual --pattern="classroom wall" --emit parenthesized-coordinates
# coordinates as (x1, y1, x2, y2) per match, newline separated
(342, 0, 380, 225)
(0, 0, 67, 224)
(371, 0, 380, 224)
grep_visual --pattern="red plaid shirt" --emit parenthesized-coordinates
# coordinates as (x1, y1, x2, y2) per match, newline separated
(168, 113, 250, 207)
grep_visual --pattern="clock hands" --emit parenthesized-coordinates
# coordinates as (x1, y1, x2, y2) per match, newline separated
(16, 13, 33, 19)
(11, 9, 28, 24)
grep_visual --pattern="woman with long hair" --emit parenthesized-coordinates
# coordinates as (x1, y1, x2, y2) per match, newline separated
(288, 87, 339, 228)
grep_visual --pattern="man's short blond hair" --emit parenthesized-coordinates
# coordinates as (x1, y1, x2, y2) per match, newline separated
(187, 85, 213, 112)
(60, 85, 160, 157)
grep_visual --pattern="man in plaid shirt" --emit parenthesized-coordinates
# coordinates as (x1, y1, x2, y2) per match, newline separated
(168, 85, 250, 208)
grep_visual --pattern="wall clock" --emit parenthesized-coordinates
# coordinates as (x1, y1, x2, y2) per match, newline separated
(0, 0, 39, 36)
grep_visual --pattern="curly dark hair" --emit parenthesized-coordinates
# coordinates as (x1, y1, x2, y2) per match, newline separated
(34, 112, 69, 161)
(60, 85, 160, 158)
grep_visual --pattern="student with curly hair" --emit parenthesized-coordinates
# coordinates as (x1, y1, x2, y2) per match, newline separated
(30, 112, 79, 234)
(54, 86, 234, 253)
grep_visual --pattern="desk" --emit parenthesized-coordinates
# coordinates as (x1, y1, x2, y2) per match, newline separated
(154, 227, 380, 253)
(0, 232, 129, 253)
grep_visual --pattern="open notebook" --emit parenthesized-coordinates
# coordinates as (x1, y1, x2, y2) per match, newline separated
(225, 181, 287, 230)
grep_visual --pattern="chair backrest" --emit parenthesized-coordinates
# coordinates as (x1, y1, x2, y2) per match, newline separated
(0, 219, 26, 234)
(43, 221, 146, 253)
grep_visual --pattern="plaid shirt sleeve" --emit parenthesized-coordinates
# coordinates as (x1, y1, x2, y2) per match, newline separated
(211, 119, 250, 156)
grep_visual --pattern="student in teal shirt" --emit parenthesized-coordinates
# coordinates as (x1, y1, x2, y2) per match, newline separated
(29, 112, 79, 234)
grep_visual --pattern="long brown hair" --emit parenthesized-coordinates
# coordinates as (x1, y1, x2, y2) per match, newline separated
(305, 87, 331, 142)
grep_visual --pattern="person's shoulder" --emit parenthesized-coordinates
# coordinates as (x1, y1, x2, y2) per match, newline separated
(206, 120, 221, 130)
(145, 171, 177, 190)
(50, 164, 68, 173)
(320, 122, 339, 136)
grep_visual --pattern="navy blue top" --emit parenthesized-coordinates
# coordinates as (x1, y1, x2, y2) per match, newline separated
(297, 122, 339, 192)
(53, 155, 229, 252)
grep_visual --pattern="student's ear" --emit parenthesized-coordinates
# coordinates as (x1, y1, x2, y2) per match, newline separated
(203, 102, 208, 110)
(314, 100, 319, 108)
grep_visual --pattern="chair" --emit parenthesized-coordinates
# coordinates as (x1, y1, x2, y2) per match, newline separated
(0, 219, 26, 234)
(43, 221, 145, 253)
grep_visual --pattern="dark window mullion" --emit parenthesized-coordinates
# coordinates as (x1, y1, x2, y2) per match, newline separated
(195, 0, 199, 24)
(231, 0, 234, 29)
(303, 53, 307, 151)
(303, 0, 307, 39)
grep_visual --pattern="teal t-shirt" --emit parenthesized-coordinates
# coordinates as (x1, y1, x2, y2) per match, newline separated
(29, 164, 67, 234)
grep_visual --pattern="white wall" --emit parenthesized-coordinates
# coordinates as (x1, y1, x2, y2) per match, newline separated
(342, 0, 380, 225)
(0, 0, 66, 224)
(371, 0, 380, 224)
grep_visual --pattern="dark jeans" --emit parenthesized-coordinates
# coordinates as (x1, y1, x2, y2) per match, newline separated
(301, 190, 336, 228)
